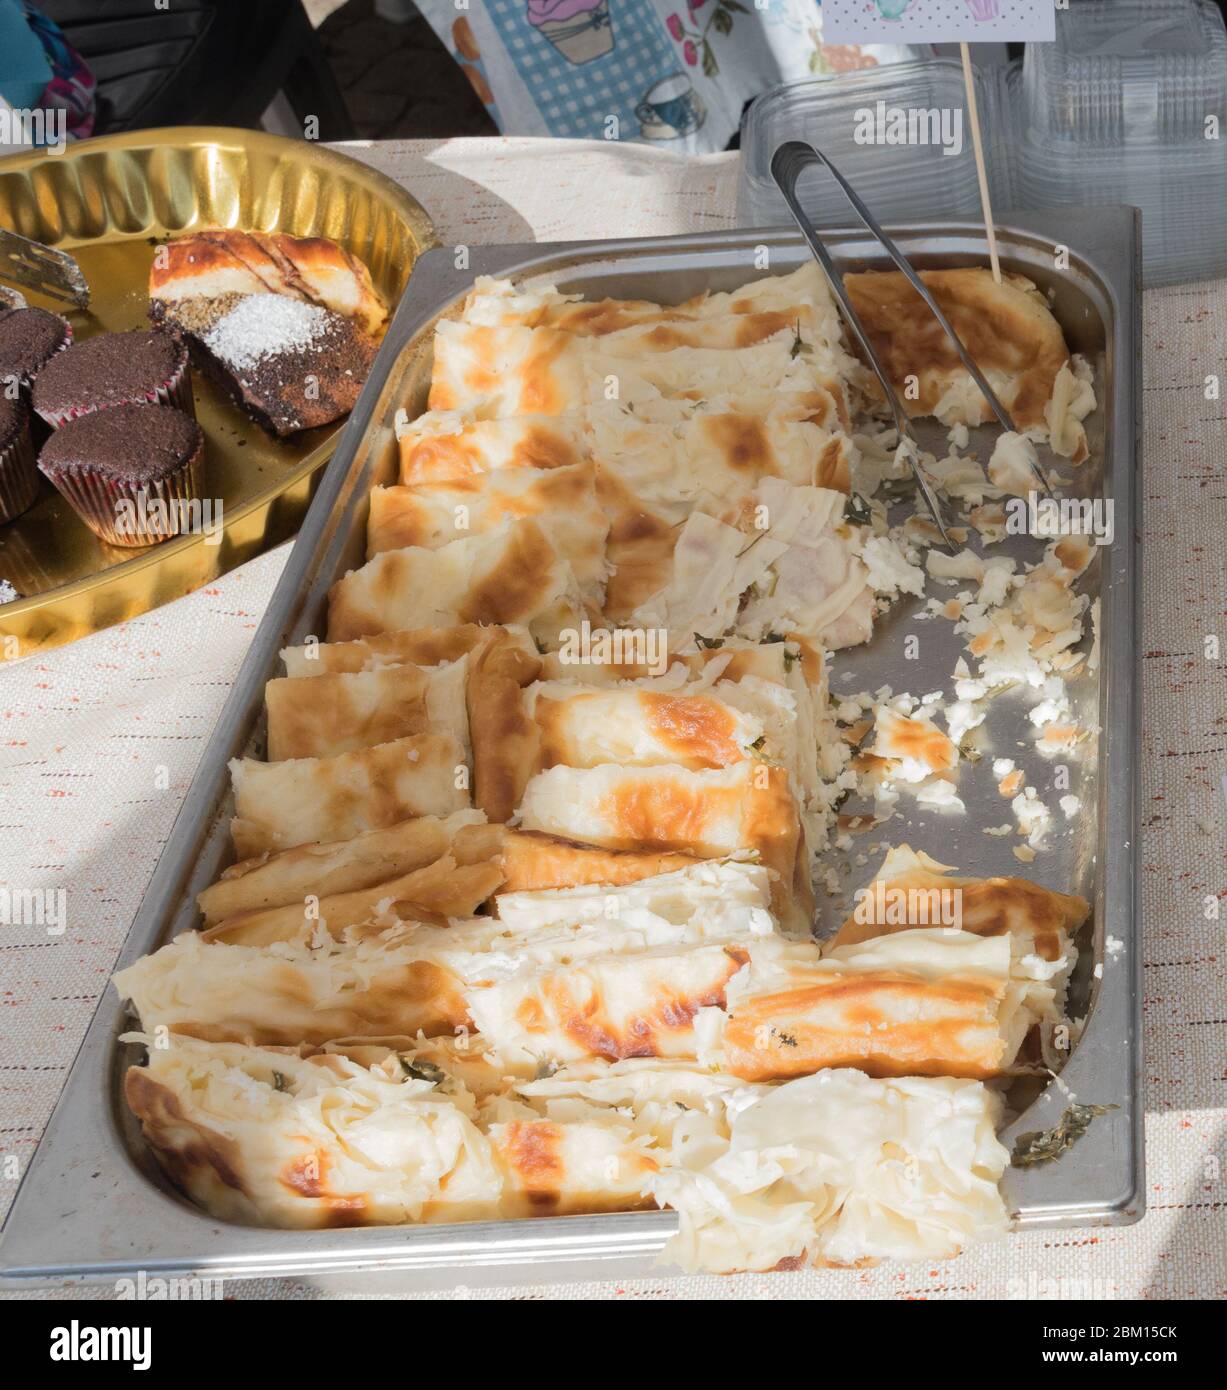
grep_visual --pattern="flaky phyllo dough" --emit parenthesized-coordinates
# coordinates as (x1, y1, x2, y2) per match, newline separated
(119, 258, 1099, 1272)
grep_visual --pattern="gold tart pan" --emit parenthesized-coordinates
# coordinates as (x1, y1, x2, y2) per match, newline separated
(0, 126, 436, 659)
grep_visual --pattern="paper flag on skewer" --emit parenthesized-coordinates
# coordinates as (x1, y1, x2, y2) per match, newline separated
(822, 0, 1055, 45)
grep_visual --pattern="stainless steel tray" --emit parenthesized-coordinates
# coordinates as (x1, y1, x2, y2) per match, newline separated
(0, 212, 1142, 1291)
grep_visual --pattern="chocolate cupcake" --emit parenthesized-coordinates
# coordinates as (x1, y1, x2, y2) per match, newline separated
(31, 330, 194, 430)
(38, 404, 204, 547)
(0, 396, 39, 524)
(0, 307, 72, 396)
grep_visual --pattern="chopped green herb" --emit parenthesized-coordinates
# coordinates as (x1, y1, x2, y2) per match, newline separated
(750, 735, 766, 751)
(1011, 1103, 1119, 1167)
(399, 1057, 447, 1086)
(694, 633, 725, 650)
(271, 1071, 289, 1093)
(845, 492, 874, 526)
(790, 319, 811, 359)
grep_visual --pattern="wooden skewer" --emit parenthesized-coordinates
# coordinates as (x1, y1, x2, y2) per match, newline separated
(960, 40, 1001, 285)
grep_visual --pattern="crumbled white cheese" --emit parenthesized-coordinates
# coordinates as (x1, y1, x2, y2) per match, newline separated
(987, 431, 1042, 497)
(915, 779, 966, 812)
(1012, 787, 1052, 849)
(945, 699, 985, 746)
(859, 533, 926, 598)
(926, 548, 984, 583)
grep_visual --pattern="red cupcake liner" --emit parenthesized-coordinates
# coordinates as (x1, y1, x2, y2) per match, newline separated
(37, 348, 195, 430)
(0, 417, 39, 524)
(40, 440, 204, 548)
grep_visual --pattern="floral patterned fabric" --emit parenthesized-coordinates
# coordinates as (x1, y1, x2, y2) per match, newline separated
(415, 0, 925, 152)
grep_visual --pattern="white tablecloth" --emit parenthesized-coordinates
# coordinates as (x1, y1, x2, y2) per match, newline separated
(2, 137, 1223, 1302)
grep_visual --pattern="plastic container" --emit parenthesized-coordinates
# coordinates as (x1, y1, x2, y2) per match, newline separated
(736, 1, 1227, 286)
(737, 58, 1011, 229)
(1021, 0, 1227, 147)
(1011, 0, 1227, 285)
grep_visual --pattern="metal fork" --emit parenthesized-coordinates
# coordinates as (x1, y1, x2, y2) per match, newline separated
(0, 229, 90, 310)
(770, 140, 1053, 545)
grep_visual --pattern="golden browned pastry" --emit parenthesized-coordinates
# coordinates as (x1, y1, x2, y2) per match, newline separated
(831, 845, 1090, 964)
(844, 267, 1070, 432)
(196, 812, 499, 925)
(500, 831, 701, 893)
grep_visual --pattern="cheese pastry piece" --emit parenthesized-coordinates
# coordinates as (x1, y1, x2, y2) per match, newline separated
(653, 1069, 1009, 1273)
(197, 811, 495, 924)
(595, 469, 681, 623)
(280, 623, 529, 678)
(844, 267, 1071, 435)
(115, 928, 474, 1045)
(729, 479, 875, 651)
(427, 323, 582, 415)
(500, 831, 702, 894)
(493, 859, 775, 938)
(327, 519, 585, 648)
(486, 1113, 659, 1217)
(264, 660, 469, 762)
(532, 684, 764, 772)
(513, 1057, 765, 1149)
(229, 733, 469, 857)
(831, 845, 1087, 1022)
(429, 321, 844, 419)
(466, 627, 549, 824)
(481, 682, 768, 825)
(588, 405, 853, 520)
(721, 929, 1027, 1082)
(463, 264, 847, 357)
(366, 462, 609, 593)
(466, 941, 757, 1064)
(396, 411, 587, 485)
(516, 761, 800, 891)
(122, 1035, 502, 1227)
(834, 844, 1087, 957)
(133, 864, 778, 1048)
(203, 852, 504, 947)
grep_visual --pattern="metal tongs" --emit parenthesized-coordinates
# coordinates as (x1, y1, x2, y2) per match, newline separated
(0, 228, 90, 310)
(771, 140, 1052, 549)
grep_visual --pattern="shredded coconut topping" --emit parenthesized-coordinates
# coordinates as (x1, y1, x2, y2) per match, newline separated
(203, 293, 332, 370)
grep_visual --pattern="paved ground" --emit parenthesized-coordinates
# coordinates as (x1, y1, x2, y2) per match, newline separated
(310, 0, 497, 140)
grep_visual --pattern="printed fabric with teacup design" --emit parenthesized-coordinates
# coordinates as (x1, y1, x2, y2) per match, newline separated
(415, 0, 927, 153)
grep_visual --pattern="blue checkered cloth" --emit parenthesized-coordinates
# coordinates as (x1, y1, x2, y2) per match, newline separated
(484, 0, 680, 140)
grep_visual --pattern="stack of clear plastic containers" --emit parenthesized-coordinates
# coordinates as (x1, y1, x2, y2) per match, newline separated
(737, 0, 1227, 286)
(737, 58, 1011, 230)
(1010, 0, 1227, 285)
